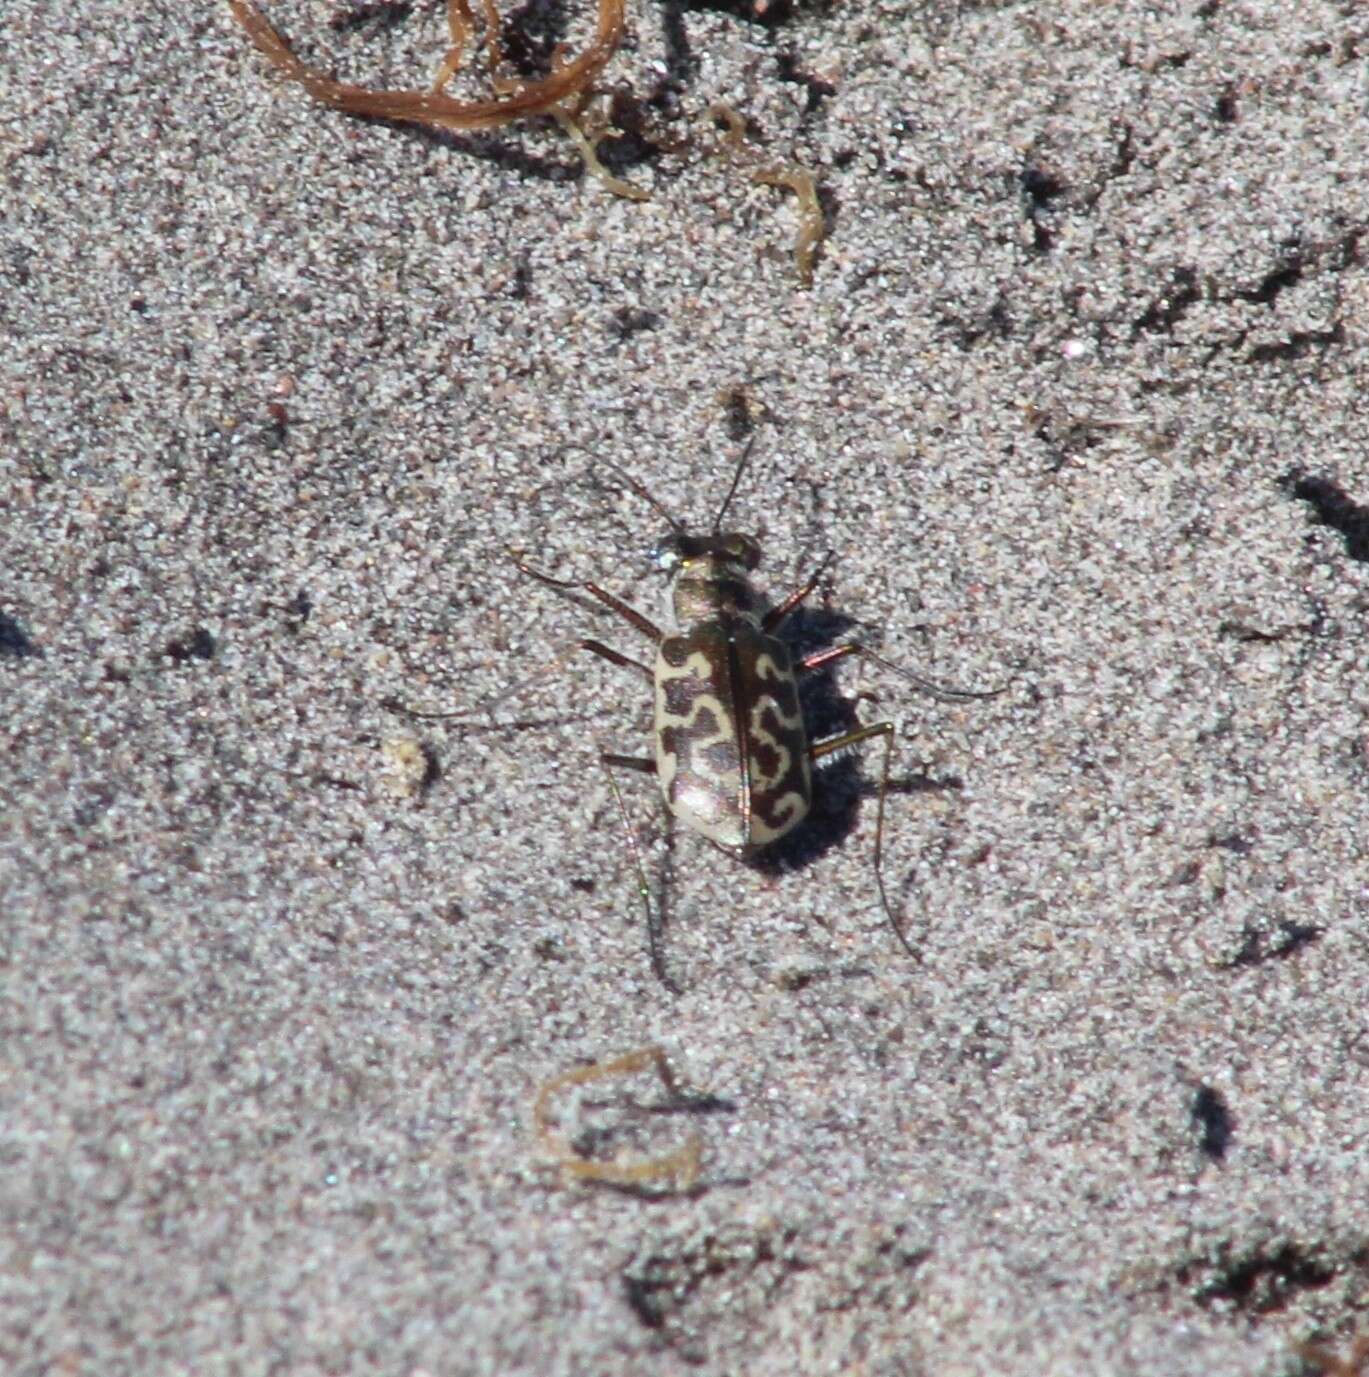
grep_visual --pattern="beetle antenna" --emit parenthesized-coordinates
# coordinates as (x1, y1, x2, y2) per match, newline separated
(594, 457, 684, 534)
(711, 432, 759, 534)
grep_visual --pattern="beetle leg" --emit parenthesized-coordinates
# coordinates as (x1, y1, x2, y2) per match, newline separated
(386, 636, 647, 721)
(581, 639, 652, 683)
(599, 753, 681, 993)
(762, 550, 835, 633)
(601, 753, 656, 773)
(509, 551, 663, 642)
(800, 640, 1003, 701)
(809, 719, 917, 961)
(797, 641, 860, 674)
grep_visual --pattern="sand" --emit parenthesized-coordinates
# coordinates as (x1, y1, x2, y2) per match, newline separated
(3, 2, 1368, 1373)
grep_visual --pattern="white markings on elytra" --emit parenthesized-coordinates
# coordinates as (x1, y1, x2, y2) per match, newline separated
(745, 651, 809, 844)
(653, 642, 811, 851)
(654, 645, 741, 846)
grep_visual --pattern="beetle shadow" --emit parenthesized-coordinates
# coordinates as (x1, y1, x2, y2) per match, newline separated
(747, 603, 961, 883)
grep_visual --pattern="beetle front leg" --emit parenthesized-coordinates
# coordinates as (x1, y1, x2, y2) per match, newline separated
(509, 552, 664, 643)
(385, 636, 647, 722)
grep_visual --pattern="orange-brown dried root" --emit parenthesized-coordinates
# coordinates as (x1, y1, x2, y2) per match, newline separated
(752, 165, 823, 288)
(437, 0, 511, 93)
(430, 0, 479, 94)
(228, 0, 630, 147)
(533, 1046, 703, 1191)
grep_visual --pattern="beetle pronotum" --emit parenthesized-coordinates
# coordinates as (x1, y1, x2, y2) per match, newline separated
(500, 439, 997, 990)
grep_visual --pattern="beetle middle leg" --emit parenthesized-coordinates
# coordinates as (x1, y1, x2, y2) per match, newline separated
(389, 635, 647, 722)
(580, 635, 677, 988)
(801, 641, 1000, 701)
(770, 553, 1004, 701)
(792, 613, 1001, 963)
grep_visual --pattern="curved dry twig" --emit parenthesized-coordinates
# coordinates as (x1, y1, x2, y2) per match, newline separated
(227, 0, 626, 134)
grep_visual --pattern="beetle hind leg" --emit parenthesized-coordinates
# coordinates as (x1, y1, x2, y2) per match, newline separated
(809, 719, 919, 963)
(600, 753, 682, 993)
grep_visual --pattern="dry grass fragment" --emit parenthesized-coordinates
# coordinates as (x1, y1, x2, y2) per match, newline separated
(533, 1046, 703, 1191)
(1296, 1336, 1369, 1377)
(751, 165, 823, 288)
(708, 101, 825, 287)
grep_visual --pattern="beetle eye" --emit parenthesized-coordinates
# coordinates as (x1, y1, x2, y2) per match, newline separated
(648, 536, 681, 573)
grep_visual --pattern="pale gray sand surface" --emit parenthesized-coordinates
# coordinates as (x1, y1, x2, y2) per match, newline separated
(3, 2, 1369, 1374)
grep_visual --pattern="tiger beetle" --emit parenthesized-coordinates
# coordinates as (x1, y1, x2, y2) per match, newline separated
(499, 440, 998, 991)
